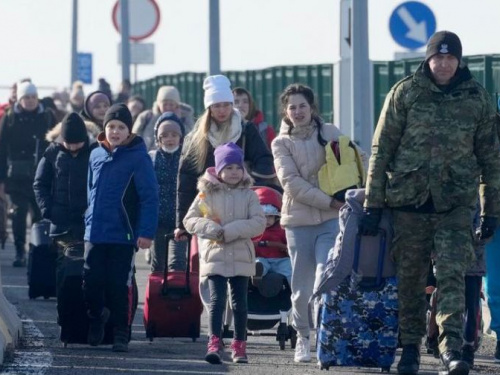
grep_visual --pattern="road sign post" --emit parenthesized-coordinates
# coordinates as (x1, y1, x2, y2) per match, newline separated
(389, 1, 436, 50)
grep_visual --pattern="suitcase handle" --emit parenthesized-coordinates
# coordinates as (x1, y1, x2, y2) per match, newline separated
(162, 232, 192, 296)
(353, 229, 387, 289)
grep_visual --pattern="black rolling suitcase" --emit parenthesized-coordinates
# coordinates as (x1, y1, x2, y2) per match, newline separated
(58, 242, 138, 346)
(27, 220, 57, 299)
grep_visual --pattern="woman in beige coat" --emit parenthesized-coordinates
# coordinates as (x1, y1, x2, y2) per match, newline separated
(183, 142, 266, 365)
(272, 84, 367, 363)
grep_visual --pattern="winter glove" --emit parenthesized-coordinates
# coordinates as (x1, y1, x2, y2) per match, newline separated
(476, 216, 497, 241)
(358, 207, 382, 236)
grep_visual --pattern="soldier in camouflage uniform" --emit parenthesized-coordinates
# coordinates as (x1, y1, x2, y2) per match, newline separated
(358, 31, 500, 375)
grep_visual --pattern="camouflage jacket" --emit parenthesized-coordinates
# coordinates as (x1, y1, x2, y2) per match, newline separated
(365, 63, 500, 217)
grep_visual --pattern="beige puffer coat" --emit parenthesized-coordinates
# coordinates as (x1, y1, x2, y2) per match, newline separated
(183, 167, 266, 277)
(272, 120, 368, 228)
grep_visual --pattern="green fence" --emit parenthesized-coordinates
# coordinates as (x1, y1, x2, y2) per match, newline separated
(132, 64, 334, 128)
(373, 54, 500, 123)
(133, 54, 500, 131)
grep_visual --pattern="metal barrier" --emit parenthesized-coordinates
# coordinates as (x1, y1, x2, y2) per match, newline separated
(132, 54, 500, 131)
(132, 64, 334, 128)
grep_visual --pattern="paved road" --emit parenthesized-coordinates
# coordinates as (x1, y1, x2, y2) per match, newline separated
(0, 233, 499, 374)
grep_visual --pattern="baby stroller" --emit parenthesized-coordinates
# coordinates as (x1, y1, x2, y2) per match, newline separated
(224, 186, 295, 350)
(246, 271, 296, 350)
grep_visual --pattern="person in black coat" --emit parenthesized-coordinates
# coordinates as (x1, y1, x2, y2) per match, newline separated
(0, 81, 56, 266)
(174, 75, 276, 239)
(33, 112, 95, 294)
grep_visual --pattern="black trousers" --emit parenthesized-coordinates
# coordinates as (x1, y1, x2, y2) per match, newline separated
(207, 275, 249, 341)
(9, 189, 41, 254)
(83, 242, 135, 329)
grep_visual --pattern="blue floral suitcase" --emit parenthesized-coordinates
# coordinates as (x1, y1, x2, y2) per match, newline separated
(316, 231, 399, 372)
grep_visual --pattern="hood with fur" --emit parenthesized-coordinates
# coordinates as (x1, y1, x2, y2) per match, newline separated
(45, 119, 101, 143)
(197, 166, 253, 193)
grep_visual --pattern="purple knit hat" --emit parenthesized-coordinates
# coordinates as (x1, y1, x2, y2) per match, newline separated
(214, 142, 244, 175)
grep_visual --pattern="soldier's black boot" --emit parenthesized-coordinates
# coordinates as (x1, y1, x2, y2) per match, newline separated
(112, 326, 129, 352)
(87, 307, 110, 346)
(397, 344, 420, 375)
(460, 344, 474, 369)
(440, 350, 469, 375)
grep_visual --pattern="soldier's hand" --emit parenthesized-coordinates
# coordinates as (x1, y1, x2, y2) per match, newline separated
(476, 216, 497, 240)
(358, 207, 382, 236)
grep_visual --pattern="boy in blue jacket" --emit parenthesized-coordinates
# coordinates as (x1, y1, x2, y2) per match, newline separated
(84, 104, 159, 352)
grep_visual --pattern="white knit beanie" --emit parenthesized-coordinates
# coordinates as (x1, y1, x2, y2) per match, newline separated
(203, 75, 234, 109)
(156, 86, 181, 105)
(17, 81, 38, 100)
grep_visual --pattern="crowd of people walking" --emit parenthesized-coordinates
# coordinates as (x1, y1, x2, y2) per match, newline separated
(0, 30, 499, 375)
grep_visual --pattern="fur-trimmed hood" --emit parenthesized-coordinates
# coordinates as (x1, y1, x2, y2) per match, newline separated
(197, 166, 254, 193)
(45, 120, 101, 143)
(183, 167, 266, 278)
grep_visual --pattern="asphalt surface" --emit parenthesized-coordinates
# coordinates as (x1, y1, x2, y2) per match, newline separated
(0, 229, 499, 375)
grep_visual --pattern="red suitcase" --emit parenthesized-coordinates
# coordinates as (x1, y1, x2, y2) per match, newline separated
(143, 234, 203, 341)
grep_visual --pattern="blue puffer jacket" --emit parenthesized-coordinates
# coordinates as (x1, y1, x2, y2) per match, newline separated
(84, 134, 159, 245)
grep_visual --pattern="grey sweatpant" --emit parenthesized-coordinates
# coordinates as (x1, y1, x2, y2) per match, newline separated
(285, 218, 339, 338)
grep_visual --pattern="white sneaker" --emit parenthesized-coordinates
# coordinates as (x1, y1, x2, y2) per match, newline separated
(294, 336, 311, 362)
(144, 248, 151, 264)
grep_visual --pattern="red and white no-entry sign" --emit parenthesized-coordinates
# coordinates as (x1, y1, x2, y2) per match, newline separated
(112, 0, 161, 42)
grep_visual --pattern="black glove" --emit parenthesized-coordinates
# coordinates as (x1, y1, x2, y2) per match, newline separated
(476, 216, 498, 240)
(358, 208, 382, 236)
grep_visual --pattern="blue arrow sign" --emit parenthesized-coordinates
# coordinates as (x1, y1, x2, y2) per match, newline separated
(77, 53, 93, 84)
(389, 1, 436, 50)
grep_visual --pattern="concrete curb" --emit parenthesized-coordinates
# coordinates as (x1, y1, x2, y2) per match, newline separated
(0, 266, 23, 363)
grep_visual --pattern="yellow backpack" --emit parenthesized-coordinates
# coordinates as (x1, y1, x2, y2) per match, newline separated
(318, 135, 366, 197)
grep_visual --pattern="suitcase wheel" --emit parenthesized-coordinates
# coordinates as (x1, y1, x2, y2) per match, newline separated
(380, 367, 391, 373)
(44, 295, 50, 300)
(146, 325, 155, 341)
(62, 342, 68, 348)
(318, 363, 329, 370)
(191, 337, 196, 343)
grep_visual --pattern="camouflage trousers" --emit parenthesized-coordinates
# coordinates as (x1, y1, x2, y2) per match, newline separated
(392, 206, 474, 353)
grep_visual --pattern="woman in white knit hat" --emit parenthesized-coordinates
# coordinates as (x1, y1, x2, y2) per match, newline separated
(175, 75, 276, 241)
(174, 75, 276, 335)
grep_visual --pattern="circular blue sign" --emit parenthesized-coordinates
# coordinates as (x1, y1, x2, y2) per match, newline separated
(389, 1, 436, 50)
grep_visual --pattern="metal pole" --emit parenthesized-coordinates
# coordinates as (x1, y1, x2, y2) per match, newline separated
(120, 0, 131, 81)
(208, 0, 221, 75)
(350, 0, 372, 151)
(70, 0, 78, 86)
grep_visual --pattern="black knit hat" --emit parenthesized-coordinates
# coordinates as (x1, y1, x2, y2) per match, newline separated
(425, 31, 462, 63)
(60, 112, 87, 143)
(103, 103, 133, 132)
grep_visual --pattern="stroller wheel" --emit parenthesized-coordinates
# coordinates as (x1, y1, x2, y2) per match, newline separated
(279, 338, 286, 350)
(288, 325, 297, 349)
(277, 322, 287, 350)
